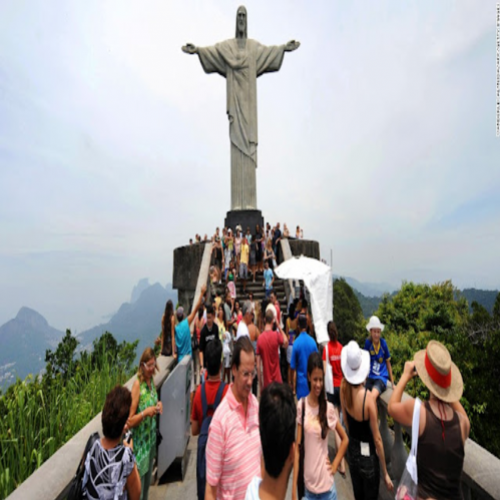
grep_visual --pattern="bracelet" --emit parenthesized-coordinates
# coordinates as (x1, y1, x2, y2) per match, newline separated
(141, 411, 144, 420)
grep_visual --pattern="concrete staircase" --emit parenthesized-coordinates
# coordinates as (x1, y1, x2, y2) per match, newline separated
(214, 269, 289, 314)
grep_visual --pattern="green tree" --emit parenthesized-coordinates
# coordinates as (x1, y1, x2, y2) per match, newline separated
(470, 301, 491, 327)
(333, 278, 365, 344)
(44, 329, 79, 380)
(376, 281, 500, 458)
(492, 292, 500, 323)
(92, 331, 138, 374)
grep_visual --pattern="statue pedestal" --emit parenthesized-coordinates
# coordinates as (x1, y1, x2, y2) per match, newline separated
(224, 209, 264, 233)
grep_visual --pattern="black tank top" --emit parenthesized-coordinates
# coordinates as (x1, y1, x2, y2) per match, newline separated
(345, 388, 375, 453)
(417, 401, 464, 499)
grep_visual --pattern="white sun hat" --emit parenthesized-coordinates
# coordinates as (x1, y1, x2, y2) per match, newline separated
(366, 315, 385, 332)
(341, 341, 370, 385)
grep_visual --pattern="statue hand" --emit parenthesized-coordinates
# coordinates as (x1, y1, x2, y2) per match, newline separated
(285, 40, 300, 52)
(182, 43, 198, 55)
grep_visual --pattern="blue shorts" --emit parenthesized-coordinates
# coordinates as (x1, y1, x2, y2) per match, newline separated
(365, 378, 386, 395)
(305, 482, 337, 500)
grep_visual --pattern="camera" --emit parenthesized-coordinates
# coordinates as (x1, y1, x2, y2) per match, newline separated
(125, 431, 132, 443)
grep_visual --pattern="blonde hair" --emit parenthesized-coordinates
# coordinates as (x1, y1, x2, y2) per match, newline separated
(137, 347, 158, 383)
(340, 378, 356, 432)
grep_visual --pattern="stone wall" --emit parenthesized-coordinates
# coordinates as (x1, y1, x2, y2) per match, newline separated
(287, 238, 320, 261)
(173, 242, 210, 309)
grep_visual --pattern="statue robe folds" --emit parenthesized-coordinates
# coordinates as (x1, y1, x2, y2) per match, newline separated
(197, 39, 286, 210)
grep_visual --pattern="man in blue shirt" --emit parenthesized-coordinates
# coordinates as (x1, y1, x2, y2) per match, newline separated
(363, 315, 394, 400)
(291, 315, 318, 399)
(263, 261, 274, 298)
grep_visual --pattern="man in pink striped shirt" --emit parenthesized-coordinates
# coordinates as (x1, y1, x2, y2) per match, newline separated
(205, 336, 261, 500)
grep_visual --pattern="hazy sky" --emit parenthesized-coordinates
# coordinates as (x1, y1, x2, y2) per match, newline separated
(1, 0, 499, 331)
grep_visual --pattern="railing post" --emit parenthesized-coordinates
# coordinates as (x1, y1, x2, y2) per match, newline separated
(390, 421, 408, 484)
(378, 402, 393, 472)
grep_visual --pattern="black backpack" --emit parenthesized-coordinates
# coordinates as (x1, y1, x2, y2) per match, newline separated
(196, 381, 226, 500)
(67, 432, 100, 500)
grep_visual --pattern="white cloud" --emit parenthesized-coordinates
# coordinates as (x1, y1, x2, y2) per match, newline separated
(0, 0, 499, 328)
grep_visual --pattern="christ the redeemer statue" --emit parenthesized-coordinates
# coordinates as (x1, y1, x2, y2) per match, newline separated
(182, 6, 300, 211)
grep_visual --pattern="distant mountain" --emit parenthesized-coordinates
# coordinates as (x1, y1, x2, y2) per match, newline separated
(77, 282, 177, 361)
(131, 278, 151, 303)
(460, 288, 499, 314)
(0, 282, 177, 392)
(0, 307, 64, 389)
(333, 275, 395, 298)
(354, 290, 384, 318)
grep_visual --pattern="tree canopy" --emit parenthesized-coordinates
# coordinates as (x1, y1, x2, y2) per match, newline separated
(374, 281, 500, 458)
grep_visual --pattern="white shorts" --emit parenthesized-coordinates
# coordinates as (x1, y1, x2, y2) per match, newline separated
(223, 353, 231, 369)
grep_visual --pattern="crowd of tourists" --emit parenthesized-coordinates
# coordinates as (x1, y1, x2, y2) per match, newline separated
(81, 285, 470, 500)
(189, 223, 304, 275)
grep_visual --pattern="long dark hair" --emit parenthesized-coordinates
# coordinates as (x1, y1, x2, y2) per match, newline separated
(307, 352, 329, 440)
(327, 321, 338, 343)
(162, 300, 174, 343)
(217, 304, 228, 331)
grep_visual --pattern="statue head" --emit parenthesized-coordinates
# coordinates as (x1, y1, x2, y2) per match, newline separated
(235, 5, 247, 39)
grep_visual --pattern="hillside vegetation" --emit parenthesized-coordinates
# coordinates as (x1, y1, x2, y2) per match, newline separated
(0, 331, 137, 499)
(333, 278, 500, 458)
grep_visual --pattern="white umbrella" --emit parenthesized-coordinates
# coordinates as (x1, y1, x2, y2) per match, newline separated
(274, 255, 332, 344)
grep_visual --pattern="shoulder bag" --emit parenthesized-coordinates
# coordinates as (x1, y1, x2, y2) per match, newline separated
(67, 432, 100, 500)
(396, 398, 421, 500)
(324, 343, 334, 395)
(297, 398, 306, 499)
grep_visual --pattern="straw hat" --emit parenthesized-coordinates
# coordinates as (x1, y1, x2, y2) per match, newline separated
(341, 341, 370, 385)
(414, 340, 463, 403)
(366, 315, 384, 332)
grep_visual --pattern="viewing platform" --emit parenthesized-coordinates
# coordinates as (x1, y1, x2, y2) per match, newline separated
(6, 239, 500, 500)
(8, 355, 499, 500)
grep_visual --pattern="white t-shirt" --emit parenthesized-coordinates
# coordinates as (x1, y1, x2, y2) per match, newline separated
(245, 477, 262, 500)
(236, 320, 250, 340)
(223, 330, 232, 356)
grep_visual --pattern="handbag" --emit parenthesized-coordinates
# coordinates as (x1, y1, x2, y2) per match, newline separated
(324, 343, 334, 395)
(396, 398, 421, 500)
(67, 432, 100, 500)
(191, 330, 199, 351)
(297, 398, 306, 499)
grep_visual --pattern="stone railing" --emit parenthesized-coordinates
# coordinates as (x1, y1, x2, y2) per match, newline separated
(279, 238, 296, 306)
(378, 384, 500, 500)
(6, 356, 176, 500)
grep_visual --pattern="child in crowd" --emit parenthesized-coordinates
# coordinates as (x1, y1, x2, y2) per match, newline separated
(363, 316, 394, 400)
(227, 266, 237, 299)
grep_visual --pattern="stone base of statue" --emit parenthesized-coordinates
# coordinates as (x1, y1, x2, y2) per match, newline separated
(224, 209, 264, 233)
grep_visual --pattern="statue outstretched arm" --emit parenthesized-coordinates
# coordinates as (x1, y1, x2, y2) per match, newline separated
(182, 43, 198, 54)
(284, 40, 300, 52)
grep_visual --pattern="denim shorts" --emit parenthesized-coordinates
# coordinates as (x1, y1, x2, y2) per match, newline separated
(304, 482, 337, 500)
(365, 377, 386, 395)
